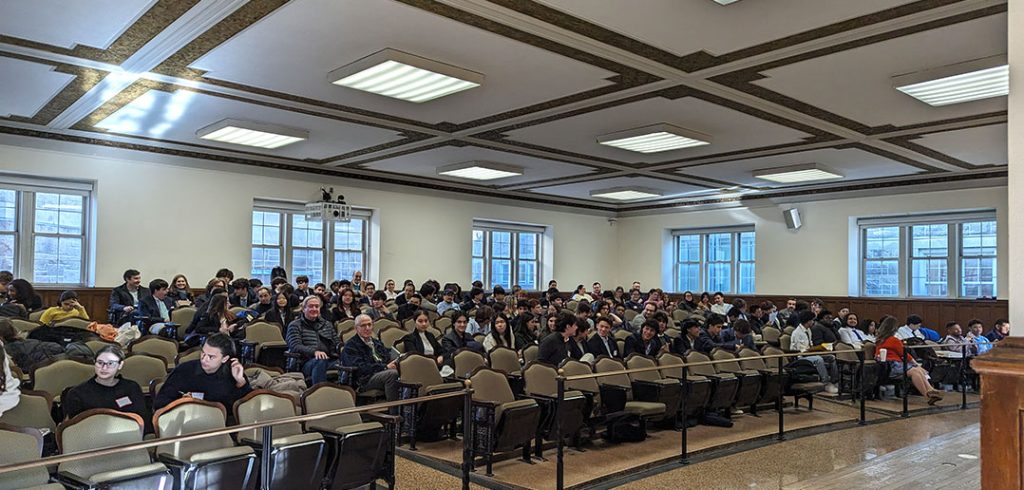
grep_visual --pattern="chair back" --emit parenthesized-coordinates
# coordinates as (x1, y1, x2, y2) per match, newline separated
(656, 352, 685, 379)
(783, 326, 795, 335)
(623, 310, 638, 322)
(521, 344, 539, 364)
(761, 346, 786, 370)
(170, 307, 197, 327)
(0, 427, 51, 489)
(664, 327, 681, 339)
(779, 333, 792, 351)
(54, 317, 91, 330)
(488, 346, 521, 375)
(453, 349, 487, 378)
(154, 398, 233, 460)
(128, 336, 179, 369)
(671, 309, 686, 322)
(300, 383, 363, 430)
(624, 354, 662, 382)
(435, 317, 452, 332)
(32, 359, 94, 401)
(27, 310, 44, 323)
(337, 319, 356, 338)
(684, 351, 717, 377)
(710, 349, 742, 372)
(85, 338, 119, 356)
(522, 362, 559, 397)
(9, 318, 40, 334)
(371, 318, 394, 335)
(402, 319, 416, 332)
(229, 307, 246, 315)
(469, 368, 515, 405)
(0, 390, 55, 433)
(561, 359, 599, 393)
(863, 341, 877, 360)
(234, 390, 302, 441)
(57, 409, 151, 478)
(176, 347, 202, 365)
(613, 329, 632, 341)
(761, 326, 781, 344)
(121, 354, 169, 392)
(737, 348, 768, 371)
(245, 322, 285, 343)
(593, 357, 631, 389)
(397, 354, 444, 389)
(833, 342, 860, 362)
(379, 326, 407, 349)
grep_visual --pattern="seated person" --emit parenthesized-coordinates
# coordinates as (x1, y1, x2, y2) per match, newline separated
(367, 291, 396, 321)
(401, 309, 444, 365)
(153, 334, 252, 423)
(340, 314, 399, 401)
(514, 312, 541, 347)
(63, 345, 151, 433)
(459, 287, 485, 312)
(435, 289, 460, 316)
(285, 296, 340, 385)
(190, 293, 240, 338)
(985, 319, 1010, 342)
(294, 276, 312, 300)
(673, 319, 702, 354)
(194, 278, 226, 312)
(630, 302, 657, 330)
(168, 274, 194, 307)
(790, 310, 838, 394)
(811, 310, 839, 346)
(39, 290, 90, 325)
(441, 312, 481, 366)
(537, 313, 578, 366)
(467, 305, 493, 336)
(109, 269, 150, 324)
(393, 283, 417, 307)
(941, 321, 973, 355)
(139, 279, 175, 333)
(0, 318, 64, 372)
(693, 314, 732, 353)
(586, 317, 620, 358)
(0, 333, 20, 417)
(249, 287, 274, 317)
(876, 317, 943, 405)
(395, 293, 423, 323)
(228, 279, 257, 308)
(966, 319, 993, 355)
(838, 312, 870, 349)
(7, 279, 43, 312)
(728, 319, 756, 351)
(262, 290, 296, 329)
(624, 320, 664, 357)
(896, 315, 927, 340)
(623, 289, 644, 313)
(483, 313, 521, 352)
(332, 289, 362, 322)
(568, 319, 590, 361)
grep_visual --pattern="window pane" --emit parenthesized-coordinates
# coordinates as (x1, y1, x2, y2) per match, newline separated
(0, 234, 12, 272)
(706, 233, 731, 262)
(676, 263, 699, 292)
(738, 262, 755, 294)
(911, 224, 948, 257)
(518, 233, 538, 260)
(911, 259, 947, 296)
(707, 262, 731, 293)
(471, 258, 484, 283)
(961, 257, 996, 297)
(291, 249, 323, 285)
(334, 219, 364, 251)
(33, 235, 81, 283)
(962, 221, 997, 257)
(517, 260, 537, 291)
(491, 259, 511, 289)
(677, 235, 700, 262)
(865, 227, 900, 259)
(739, 232, 755, 261)
(251, 247, 281, 283)
(292, 215, 323, 248)
(471, 230, 484, 257)
(334, 251, 363, 281)
(492, 231, 511, 258)
(252, 211, 281, 246)
(0, 189, 15, 232)
(864, 260, 899, 296)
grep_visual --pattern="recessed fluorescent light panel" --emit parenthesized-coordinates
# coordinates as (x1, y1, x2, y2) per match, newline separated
(329, 48, 483, 103)
(437, 161, 523, 181)
(196, 119, 308, 149)
(713, 0, 741, 4)
(753, 163, 843, 184)
(597, 124, 711, 154)
(893, 55, 1008, 106)
(590, 187, 664, 201)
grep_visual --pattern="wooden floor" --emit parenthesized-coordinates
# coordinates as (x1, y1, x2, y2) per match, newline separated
(784, 423, 980, 490)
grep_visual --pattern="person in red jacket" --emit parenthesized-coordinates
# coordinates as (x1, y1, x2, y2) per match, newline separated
(875, 316, 942, 405)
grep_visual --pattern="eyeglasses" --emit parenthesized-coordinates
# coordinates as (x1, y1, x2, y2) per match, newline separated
(95, 360, 120, 368)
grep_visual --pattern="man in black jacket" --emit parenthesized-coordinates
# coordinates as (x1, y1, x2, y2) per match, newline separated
(340, 314, 398, 400)
(286, 296, 340, 385)
(228, 278, 258, 308)
(693, 313, 730, 354)
(109, 269, 150, 325)
(139, 278, 175, 334)
(537, 313, 577, 366)
(587, 317, 620, 358)
(624, 320, 663, 357)
(153, 334, 251, 424)
(673, 319, 702, 354)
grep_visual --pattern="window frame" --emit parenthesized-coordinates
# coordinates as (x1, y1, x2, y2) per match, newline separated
(858, 212, 997, 299)
(471, 220, 544, 291)
(671, 226, 755, 294)
(1, 176, 93, 287)
(251, 200, 371, 284)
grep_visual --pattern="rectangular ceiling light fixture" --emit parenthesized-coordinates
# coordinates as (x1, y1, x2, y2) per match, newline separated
(893, 55, 1008, 106)
(197, 119, 308, 149)
(437, 161, 523, 181)
(329, 48, 483, 103)
(590, 186, 664, 201)
(713, 0, 741, 4)
(597, 123, 711, 154)
(753, 163, 843, 184)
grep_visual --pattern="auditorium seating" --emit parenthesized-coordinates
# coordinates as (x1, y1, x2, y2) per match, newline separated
(656, 353, 712, 419)
(127, 335, 179, 370)
(396, 354, 464, 447)
(153, 398, 257, 490)
(452, 349, 487, 379)
(623, 354, 682, 424)
(593, 357, 667, 424)
(32, 359, 94, 403)
(56, 409, 171, 489)
(710, 349, 764, 412)
(521, 362, 589, 457)
(684, 351, 740, 412)
(469, 367, 541, 475)
(233, 390, 327, 489)
(242, 322, 288, 369)
(0, 425, 63, 490)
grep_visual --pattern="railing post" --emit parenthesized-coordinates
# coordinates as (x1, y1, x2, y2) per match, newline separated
(858, 351, 866, 425)
(776, 354, 784, 441)
(960, 343, 969, 410)
(462, 386, 473, 490)
(901, 347, 909, 418)
(679, 377, 688, 464)
(556, 374, 565, 490)
(260, 424, 272, 490)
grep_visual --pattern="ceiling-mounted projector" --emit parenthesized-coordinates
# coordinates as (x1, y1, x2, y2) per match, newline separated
(305, 187, 352, 222)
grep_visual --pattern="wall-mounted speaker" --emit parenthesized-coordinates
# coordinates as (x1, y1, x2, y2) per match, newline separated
(783, 208, 802, 230)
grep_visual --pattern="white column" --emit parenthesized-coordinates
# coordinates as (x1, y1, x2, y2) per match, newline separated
(1010, 1, 1023, 336)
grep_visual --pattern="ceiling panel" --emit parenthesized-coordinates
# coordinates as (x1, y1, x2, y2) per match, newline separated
(676, 147, 924, 188)
(505, 95, 813, 163)
(913, 124, 1007, 167)
(361, 145, 595, 186)
(0, 57, 75, 118)
(535, 0, 915, 57)
(753, 13, 1007, 128)
(529, 176, 708, 202)
(191, 0, 617, 125)
(0, 0, 155, 50)
(93, 88, 405, 160)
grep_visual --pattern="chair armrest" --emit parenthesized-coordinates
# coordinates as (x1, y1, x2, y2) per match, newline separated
(472, 400, 502, 409)
(156, 453, 190, 466)
(396, 380, 423, 389)
(56, 470, 94, 489)
(364, 411, 401, 425)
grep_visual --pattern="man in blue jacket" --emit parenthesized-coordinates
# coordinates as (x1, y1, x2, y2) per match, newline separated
(341, 314, 399, 400)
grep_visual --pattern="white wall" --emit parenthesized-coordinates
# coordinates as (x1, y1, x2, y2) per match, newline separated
(614, 187, 1009, 296)
(0, 143, 617, 288)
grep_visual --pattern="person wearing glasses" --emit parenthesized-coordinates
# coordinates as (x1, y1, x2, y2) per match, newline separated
(63, 345, 151, 433)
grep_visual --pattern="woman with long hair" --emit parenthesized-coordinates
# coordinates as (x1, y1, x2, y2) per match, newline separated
(7, 278, 42, 312)
(332, 288, 361, 322)
(677, 291, 698, 313)
(483, 313, 517, 352)
(876, 315, 942, 405)
(193, 293, 235, 336)
(382, 279, 399, 301)
(195, 278, 226, 311)
(401, 309, 444, 365)
(168, 274, 194, 307)
(263, 291, 296, 332)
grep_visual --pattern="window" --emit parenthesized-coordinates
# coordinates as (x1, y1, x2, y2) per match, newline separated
(859, 212, 996, 298)
(251, 201, 370, 284)
(672, 227, 755, 294)
(471, 221, 543, 291)
(0, 177, 92, 286)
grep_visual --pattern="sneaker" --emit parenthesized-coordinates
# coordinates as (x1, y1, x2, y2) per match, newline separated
(825, 383, 839, 394)
(731, 408, 744, 415)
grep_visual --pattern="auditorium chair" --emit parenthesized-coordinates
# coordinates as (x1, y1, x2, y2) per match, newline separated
(170, 307, 197, 340)
(401, 319, 416, 332)
(242, 322, 288, 369)
(671, 309, 686, 323)
(779, 333, 793, 352)
(710, 349, 764, 411)
(623, 354, 682, 424)
(121, 354, 169, 396)
(233, 391, 327, 490)
(521, 362, 589, 457)
(565, 301, 578, 312)
(378, 326, 407, 351)
(370, 318, 394, 336)
(469, 367, 542, 476)
(85, 339, 119, 357)
(521, 344, 539, 365)
(736, 348, 785, 410)
(28, 310, 44, 323)
(176, 347, 203, 365)
(56, 409, 171, 489)
(655, 353, 712, 419)
(336, 319, 356, 340)
(683, 351, 740, 413)
(488, 345, 525, 394)
(613, 329, 632, 343)
(32, 358, 94, 404)
(128, 335, 179, 370)
(9, 318, 40, 335)
(301, 383, 397, 490)
(452, 348, 487, 379)
(435, 316, 452, 333)
(153, 398, 257, 490)
(0, 390, 57, 454)
(396, 354, 464, 447)
(560, 359, 604, 420)
(0, 425, 64, 490)
(53, 318, 92, 330)
(761, 326, 782, 347)
(623, 310, 639, 322)
(833, 342, 882, 399)
(593, 357, 668, 425)
(761, 346, 826, 409)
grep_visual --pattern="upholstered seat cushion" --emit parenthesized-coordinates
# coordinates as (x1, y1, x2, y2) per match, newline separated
(90, 462, 168, 483)
(335, 422, 384, 436)
(623, 401, 665, 417)
(188, 445, 255, 464)
(790, 382, 826, 394)
(648, 378, 679, 387)
(495, 398, 538, 422)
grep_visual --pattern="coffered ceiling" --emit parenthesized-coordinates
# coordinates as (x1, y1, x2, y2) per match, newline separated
(0, 0, 1009, 213)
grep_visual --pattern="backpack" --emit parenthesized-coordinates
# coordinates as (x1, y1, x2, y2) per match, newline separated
(602, 412, 648, 443)
(785, 358, 822, 383)
(28, 326, 98, 347)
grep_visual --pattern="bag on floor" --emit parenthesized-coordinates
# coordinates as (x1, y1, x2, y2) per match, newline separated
(602, 412, 647, 443)
(28, 326, 98, 346)
(700, 412, 734, 428)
